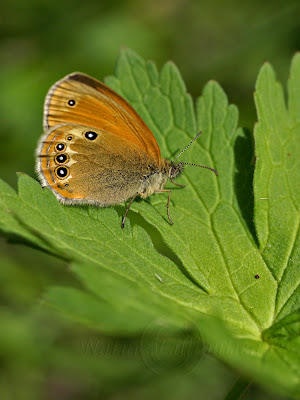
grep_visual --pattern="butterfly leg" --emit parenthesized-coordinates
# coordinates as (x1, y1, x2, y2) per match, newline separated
(121, 192, 140, 228)
(169, 178, 185, 188)
(155, 189, 173, 225)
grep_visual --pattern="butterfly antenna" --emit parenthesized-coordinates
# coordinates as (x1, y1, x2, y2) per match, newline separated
(182, 163, 218, 176)
(173, 132, 218, 176)
(173, 131, 203, 162)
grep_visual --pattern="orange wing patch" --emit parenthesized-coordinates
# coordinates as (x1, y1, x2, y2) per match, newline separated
(43, 73, 162, 166)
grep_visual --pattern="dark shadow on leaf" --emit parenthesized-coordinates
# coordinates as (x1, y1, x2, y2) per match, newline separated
(115, 205, 208, 294)
(234, 128, 258, 246)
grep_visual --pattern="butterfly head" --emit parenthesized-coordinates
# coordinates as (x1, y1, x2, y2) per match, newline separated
(168, 161, 184, 180)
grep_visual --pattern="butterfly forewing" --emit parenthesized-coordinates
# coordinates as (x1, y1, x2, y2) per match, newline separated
(44, 73, 161, 166)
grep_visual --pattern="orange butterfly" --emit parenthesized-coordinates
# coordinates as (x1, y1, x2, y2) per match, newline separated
(36, 73, 217, 227)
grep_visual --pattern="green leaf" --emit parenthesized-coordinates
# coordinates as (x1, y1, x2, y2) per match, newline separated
(1, 49, 300, 396)
(254, 56, 300, 324)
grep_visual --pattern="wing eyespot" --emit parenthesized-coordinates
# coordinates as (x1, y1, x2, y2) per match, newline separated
(55, 166, 70, 179)
(55, 143, 65, 152)
(84, 131, 98, 140)
(55, 153, 69, 164)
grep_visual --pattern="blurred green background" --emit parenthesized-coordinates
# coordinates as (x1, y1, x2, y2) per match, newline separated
(0, 1, 299, 399)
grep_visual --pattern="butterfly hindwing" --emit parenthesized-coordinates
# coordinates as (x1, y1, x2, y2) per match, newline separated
(37, 124, 157, 205)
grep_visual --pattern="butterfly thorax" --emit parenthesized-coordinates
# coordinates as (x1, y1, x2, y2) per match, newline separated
(139, 159, 184, 199)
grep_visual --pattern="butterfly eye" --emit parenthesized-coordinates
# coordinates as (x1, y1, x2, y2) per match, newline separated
(68, 99, 76, 106)
(55, 143, 65, 152)
(55, 166, 70, 179)
(55, 153, 69, 164)
(84, 131, 98, 140)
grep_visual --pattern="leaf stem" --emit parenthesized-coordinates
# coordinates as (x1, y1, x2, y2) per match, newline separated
(224, 376, 252, 400)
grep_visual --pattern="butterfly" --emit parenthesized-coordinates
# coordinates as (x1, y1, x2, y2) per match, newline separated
(36, 72, 217, 227)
